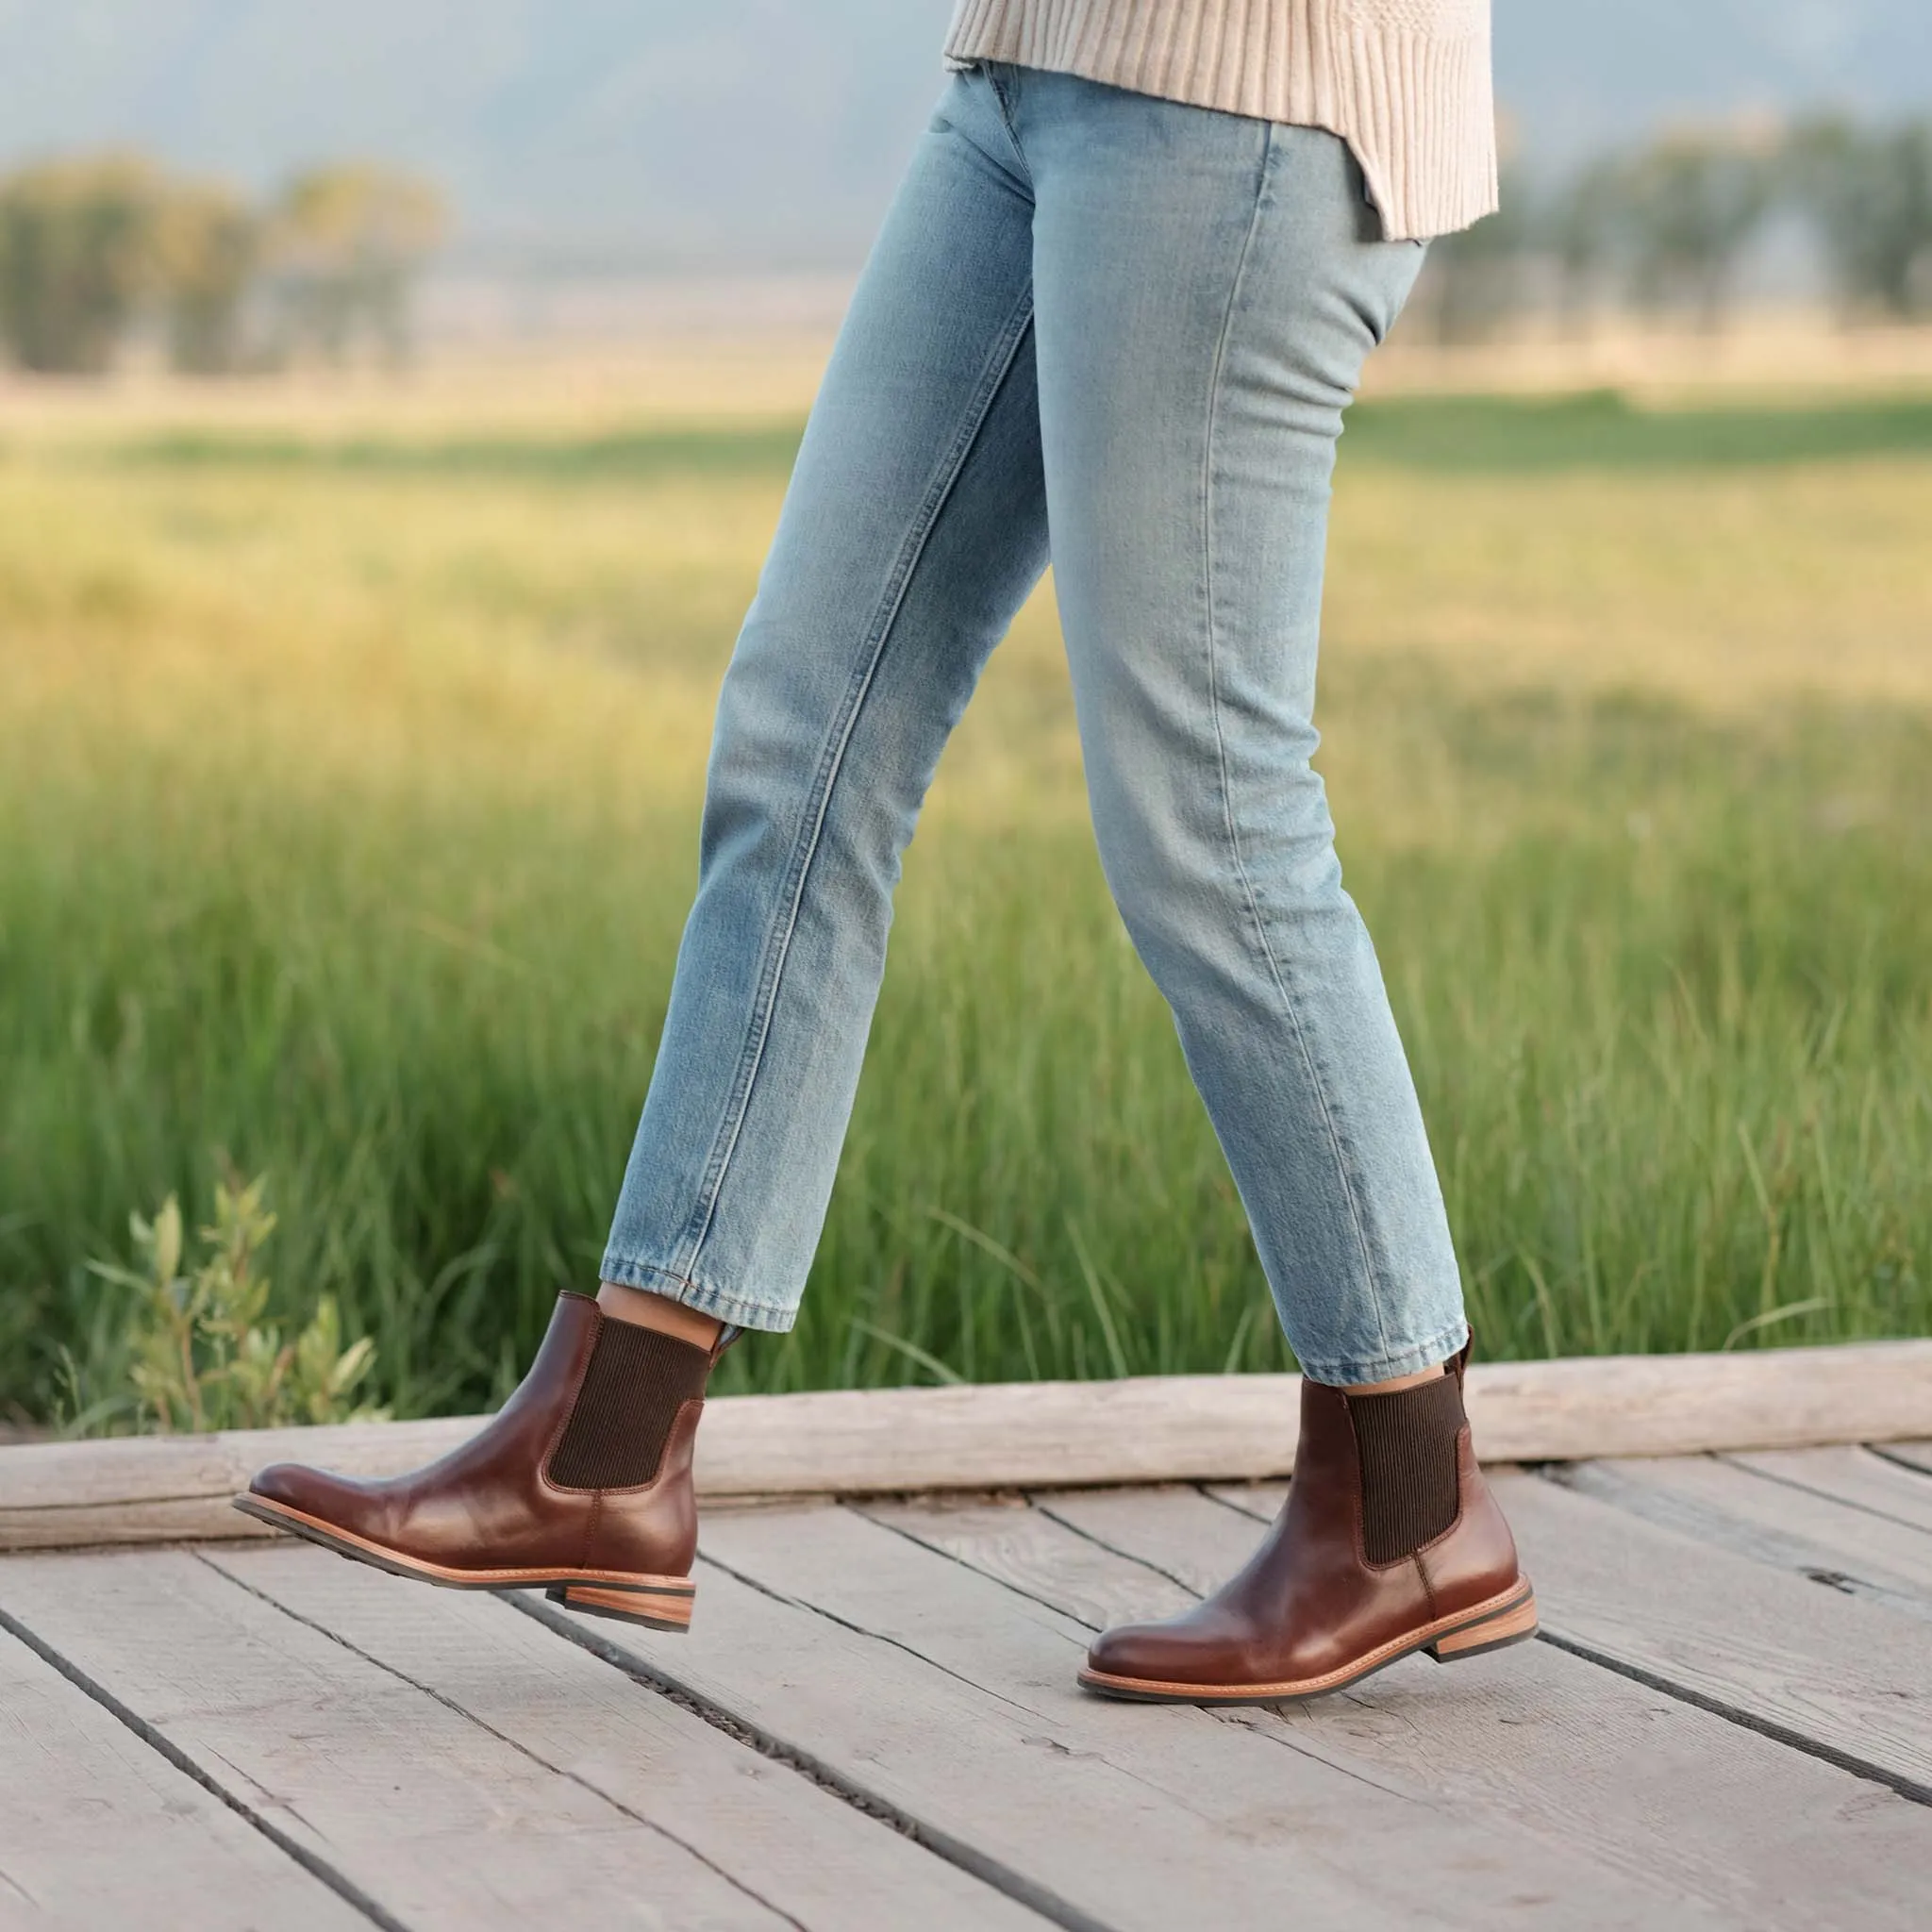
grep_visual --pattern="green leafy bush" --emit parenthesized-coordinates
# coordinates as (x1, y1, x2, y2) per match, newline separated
(82, 1174, 386, 1434)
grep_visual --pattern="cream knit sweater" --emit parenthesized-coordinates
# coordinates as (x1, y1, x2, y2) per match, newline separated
(942, 0, 1495, 241)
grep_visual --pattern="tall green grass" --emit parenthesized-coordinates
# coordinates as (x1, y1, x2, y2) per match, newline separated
(3, 393, 1928, 1423)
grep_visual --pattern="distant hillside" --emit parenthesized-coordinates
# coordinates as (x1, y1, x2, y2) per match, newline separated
(0, 1, 1925, 267)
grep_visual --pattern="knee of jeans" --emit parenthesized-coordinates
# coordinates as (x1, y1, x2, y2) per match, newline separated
(697, 641, 824, 865)
(1088, 802, 1206, 963)
(699, 632, 919, 899)
(1092, 765, 1346, 963)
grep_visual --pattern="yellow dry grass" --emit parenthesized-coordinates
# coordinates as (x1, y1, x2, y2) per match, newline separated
(1325, 458, 1932, 712)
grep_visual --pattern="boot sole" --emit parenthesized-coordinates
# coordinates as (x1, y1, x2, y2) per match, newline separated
(231, 1493, 695, 1631)
(1077, 1578, 1538, 1705)
(542, 1582, 694, 1632)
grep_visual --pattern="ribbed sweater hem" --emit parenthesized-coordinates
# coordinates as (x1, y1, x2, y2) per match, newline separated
(942, 0, 1498, 241)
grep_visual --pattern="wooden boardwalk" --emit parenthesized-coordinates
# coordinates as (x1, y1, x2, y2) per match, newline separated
(3, 1445, 1931, 1929)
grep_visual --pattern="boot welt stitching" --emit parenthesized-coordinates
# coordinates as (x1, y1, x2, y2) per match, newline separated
(233, 1494, 693, 1591)
(1079, 1577, 1535, 1701)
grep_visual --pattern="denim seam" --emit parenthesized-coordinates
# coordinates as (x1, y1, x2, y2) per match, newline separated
(1198, 122, 1391, 1366)
(981, 63, 1032, 182)
(598, 1257, 804, 1334)
(666, 281, 1040, 1293)
(1295, 1314, 1469, 1389)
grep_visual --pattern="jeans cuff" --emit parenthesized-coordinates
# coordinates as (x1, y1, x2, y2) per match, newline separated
(596, 1255, 800, 1334)
(1295, 1314, 1470, 1389)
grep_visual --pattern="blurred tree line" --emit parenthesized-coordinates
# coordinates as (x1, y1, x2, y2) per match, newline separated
(1414, 113, 1932, 342)
(0, 154, 444, 375)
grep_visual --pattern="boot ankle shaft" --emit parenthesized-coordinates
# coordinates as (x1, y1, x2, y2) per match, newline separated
(546, 1316, 714, 1491)
(1344, 1373, 1466, 1564)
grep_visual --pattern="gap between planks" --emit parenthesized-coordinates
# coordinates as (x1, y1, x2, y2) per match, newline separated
(0, 1543, 1049, 1931)
(669, 1501, 1718, 1927)
(1549, 1451, 1932, 1621)
(860, 1482, 1932, 1929)
(1208, 1457, 1932, 1804)
(7, 1452, 1931, 1928)
(0, 1617, 370, 1932)
(6, 1341, 1932, 1551)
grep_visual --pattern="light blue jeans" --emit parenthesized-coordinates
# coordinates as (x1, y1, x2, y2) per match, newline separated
(602, 63, 1467, 1385)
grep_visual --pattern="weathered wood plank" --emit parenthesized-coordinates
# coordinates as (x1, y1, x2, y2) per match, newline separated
(1874, 1441, 1932, 1478)
(1032, 1487, 1267, 1599)
(1555, 1456, 1932, 1613)
(8, 1339, 1932, 1551)
(1726, 1445, 1932, 1535)
(1491, 1474, 1932, 1799)
(1202, 1479, 1290, 1522)
(616, 1500, 1727, 1927)
(1208, 1473, 1932, 1798)
(204, 1540, 1042, 1931)
(0, 1623, 364, 1931)
(0, 1423, 476, 1551)
(857, 1494, 1198, 1631)
(0, 1547, 793, 1929)
(898, 1487, 1932, 1931)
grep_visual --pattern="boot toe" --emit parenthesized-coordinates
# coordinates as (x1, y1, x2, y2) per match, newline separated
(1086, 1620, 1208, 1688)
(245, 1459, 367, 1524)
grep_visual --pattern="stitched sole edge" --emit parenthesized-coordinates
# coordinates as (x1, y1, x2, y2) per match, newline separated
(231, 1493, 694, 1597)
(1076, 1578, 1537, 1704)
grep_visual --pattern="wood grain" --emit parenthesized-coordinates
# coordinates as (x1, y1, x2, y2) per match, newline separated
(1208, 1469, 1932, 1796)
(0, 1624, 364, 1930)
(647, 1500, 1725, 1928)
(7, 1339, 1932, 1551)
(1491, 1473, 1932, 1797)
(204, 1539, 1042, 1931)
(861, 1493, 1197, 1631)
(920, 1486, 1932, 1931)
(0, 1547, 793, 1929)
(1556, 1456, 1932, 1612)
(1875, 1441, 1932, 1478)
(1726, 1445, 1932, 1535)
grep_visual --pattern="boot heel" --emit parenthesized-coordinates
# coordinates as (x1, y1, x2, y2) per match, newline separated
(546, 1581, 696, 1633)
(1425, 1586, 1538, 1662)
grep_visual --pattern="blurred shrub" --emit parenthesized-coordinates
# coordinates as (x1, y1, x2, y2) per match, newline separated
(1612, 131, 1777, 328)
(1407, 113, 1932, 344)
(0, 152, 166, 373)
(266, 164, 446, 365)
(0, 152, 443, 377)
(1787, 117, 1932, 319)
(75, 1173, 387, 1435)
(1410, 168, 1539, 344)
(156, 178, 262, 374)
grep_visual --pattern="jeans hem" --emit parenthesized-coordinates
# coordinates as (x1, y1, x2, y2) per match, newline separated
(1295, 1313, 1469, 1389)
(597, 1256, 799, 1335)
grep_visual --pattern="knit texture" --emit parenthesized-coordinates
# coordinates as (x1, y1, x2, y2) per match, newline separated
(1347, 1371, 1465, 1563)
(546, 1321, 712, 1491)
(941, 0, 1496, 241)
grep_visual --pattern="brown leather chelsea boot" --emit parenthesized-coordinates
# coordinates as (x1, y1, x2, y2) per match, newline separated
(1079, 1338, 1535, 1702)
(234, 1291, 722, 1632)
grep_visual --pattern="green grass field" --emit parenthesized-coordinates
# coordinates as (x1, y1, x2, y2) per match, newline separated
(4, 384, 1929, 1426)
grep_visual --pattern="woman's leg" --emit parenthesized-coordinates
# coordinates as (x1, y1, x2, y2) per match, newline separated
(238, 70, 1052, 1620)
(996, 70, 1531, 1700)
(601, 70, 1050, 1333)
(1020, 76, 1459, 1388)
